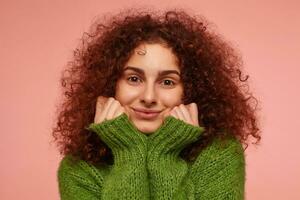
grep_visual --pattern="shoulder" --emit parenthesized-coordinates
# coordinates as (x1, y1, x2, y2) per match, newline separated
(58, 155, 89, 175)
(190, 136, 245, 172)
(202, 136, 244, 158)
(188, 136, 245, 198)
(57, 155, 112, 198)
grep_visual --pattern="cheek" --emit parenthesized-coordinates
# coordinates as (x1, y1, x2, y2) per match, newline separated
(115, 81, 139, 105)
(159, 89, 183, 107)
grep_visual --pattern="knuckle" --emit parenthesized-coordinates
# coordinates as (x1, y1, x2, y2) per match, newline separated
(181, 104, 188, 111)
(115, 100, 121, 106)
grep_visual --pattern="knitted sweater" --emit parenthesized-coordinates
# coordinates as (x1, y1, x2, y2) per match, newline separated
(57, 113, 245, 199)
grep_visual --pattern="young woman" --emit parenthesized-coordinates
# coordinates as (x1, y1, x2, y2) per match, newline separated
(52, 8, 261, 199)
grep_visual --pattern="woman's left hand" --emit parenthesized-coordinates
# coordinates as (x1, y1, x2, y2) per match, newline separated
(167, 103, 199, 127)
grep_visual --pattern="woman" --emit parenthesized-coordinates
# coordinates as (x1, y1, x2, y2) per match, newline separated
(52, 8, 261, 199)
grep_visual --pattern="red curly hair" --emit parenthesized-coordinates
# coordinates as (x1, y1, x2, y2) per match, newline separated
(52, 8, 261, 165)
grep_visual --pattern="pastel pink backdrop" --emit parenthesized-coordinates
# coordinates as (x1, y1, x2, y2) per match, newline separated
(1, 0, 299, 199)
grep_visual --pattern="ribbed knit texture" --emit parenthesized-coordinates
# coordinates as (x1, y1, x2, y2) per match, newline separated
(57, 113, 245, 199)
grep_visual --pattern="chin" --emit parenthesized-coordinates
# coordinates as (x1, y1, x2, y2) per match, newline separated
(133, 121, 162, 134)
(136, 126, 156, 134)
(128, 113, 164, 134)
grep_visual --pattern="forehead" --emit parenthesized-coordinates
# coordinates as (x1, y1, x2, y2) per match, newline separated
(124, 43, 181, 74)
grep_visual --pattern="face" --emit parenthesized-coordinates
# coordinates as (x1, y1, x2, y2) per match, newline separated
(115, 43, 184, 134)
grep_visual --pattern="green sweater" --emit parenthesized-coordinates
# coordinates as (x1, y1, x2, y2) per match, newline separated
(57, 113, 245, 199)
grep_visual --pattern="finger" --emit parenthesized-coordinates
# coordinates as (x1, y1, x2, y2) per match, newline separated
(94, 96, 108, 123)
(96, 96, 108, 111)
(97, 96, 108, 105)
(98, 97, 115, 122)
(188, 103, 199, 126)
(106, 100, 121, 120)
(113, 106, 126, 118)
(179, 104, 193, 124)
(170, 107, 178, 118)
(174, 106, 185, 121)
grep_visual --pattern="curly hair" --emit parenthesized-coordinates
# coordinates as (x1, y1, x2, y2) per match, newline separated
(52, 8, 261, 165)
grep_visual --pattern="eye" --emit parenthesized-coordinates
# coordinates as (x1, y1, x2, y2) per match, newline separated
(127, 76, 142, 84)
(161, 79, 175, 86)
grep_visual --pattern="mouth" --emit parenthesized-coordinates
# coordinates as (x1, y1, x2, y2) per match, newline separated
(131, 107, 161, 120)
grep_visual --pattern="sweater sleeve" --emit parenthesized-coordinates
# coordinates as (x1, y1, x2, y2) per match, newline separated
(58, 113, 150, 200)
(57, 155, 107, 200)
(147, 116, 245, 200)
(147, 116, 204, 199)
(188, 136, 245, 200)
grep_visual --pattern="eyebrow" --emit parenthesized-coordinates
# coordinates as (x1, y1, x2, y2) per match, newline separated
(123, 66, 181, 77)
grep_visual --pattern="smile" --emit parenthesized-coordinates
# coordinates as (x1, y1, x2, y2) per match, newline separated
(132, 108, 161, 120)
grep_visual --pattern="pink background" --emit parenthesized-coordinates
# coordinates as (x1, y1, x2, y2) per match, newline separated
(1, 0, 299, 199)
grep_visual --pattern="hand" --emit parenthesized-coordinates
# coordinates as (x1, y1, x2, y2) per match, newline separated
(94, 96, 127, 124)
(89, 96, 147, 166)
(148, 102, 203, 157)
(167, 103, 199, 127)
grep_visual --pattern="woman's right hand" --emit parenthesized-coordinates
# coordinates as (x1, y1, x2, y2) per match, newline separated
(91, 96, 147, 159)
(94, 96, 127, 124)
(88, 96, 148, 169)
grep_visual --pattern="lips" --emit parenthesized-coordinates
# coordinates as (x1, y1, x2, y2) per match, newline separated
(132, 108, 161, 120)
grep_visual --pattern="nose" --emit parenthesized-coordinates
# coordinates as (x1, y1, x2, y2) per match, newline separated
(140, 83, 157, 106)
